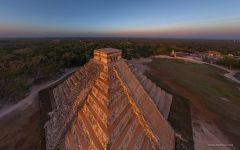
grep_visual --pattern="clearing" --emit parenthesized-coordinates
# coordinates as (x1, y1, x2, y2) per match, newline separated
(130, 57, 240, 150)
(0, 68, 77, 150)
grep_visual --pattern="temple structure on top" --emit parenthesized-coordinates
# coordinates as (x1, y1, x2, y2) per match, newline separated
(44, 48, 175, 150)
(94, 48, 122, 64)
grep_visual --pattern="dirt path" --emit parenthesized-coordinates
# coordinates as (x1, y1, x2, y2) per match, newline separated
(209, 63, 240, 84)
(191, 107, 233, 150)
(0, 67, 78, 149)
(0, 67, 78, 119)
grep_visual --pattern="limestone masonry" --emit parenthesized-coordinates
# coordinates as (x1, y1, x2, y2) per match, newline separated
(44, 48, 175, 150)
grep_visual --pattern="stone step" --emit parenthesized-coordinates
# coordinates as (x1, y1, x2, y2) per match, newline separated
(62, 82, 71, 97)
(93, 83, 108, 98)
(100, 71, 108, 80)
(144, 79, 152, 92)
(149, 84, 157, 98)
(85, 102, 108, 135)
(61, 81, 69, 90)
(153, 86, 161, 98)
(108, 97, 129, 126)
(52, 88, 60, 107)
(156, 90, 164, 112)
(69, 75, 78, 87)
(72, 72, 81, 82)
(109, 92, 126, 111)
(69, 76, 75, 87)
(127, 64, 133, 69)
(153, 87, 161, 107)
(132, 67, 138, 73)
(76, 68, 87, 78)
(78, 67, 86, 75)
(110, 83, 124, 96)
(159, 91, 166, 113)
(146, 139, 153, 150)
(88, 97, 108, 125)
(89, 93, 108, 114)
(73, 120, 89, 149)
(65, 129, 79, 150)
(135, 73, 142, 80)
(110, 113, 134, 149)
(130, 68, 136, 75)
(126, 124, 143, 149)
(55, 86, 64, 107)
(62, 86, 72, 103)
(74, 71, 82, 80)
(75, 69, 81, 76)
(141, 76, 148, 85)
(58, 85, 68, 105)
(109, 104, 131, 132)
(133, 69, 142, 78)
(62, 136, 70, 150)
(118, 119, 138, 150)
(146, 81, 154, 93)
(85, 63, 98, 73)
(79, 111, 104, 149)
(66, 79, 74, 90)
(162, 94, 172, 118)
(140, 136, 151, 150)
(139, 75, 145, 83)
(82, 63, 90, 71)
(96, 79, 108, 94)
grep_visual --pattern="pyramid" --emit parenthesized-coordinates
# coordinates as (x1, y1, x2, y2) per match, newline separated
(44, 48, 175, 150)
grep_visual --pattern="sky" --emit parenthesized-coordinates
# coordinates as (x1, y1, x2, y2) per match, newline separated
(0, 0, 240, 39)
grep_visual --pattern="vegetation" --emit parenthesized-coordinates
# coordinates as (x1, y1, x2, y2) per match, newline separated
(218, 56, 240, 69)
(0, 39, 89, 106)
(146, 58, 240, 148)
(1, 38, 240, 106)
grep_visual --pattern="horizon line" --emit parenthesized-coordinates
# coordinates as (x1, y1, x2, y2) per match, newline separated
(0, 36, 240, 41)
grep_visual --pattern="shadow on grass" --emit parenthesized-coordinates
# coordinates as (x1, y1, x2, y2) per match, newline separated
(38, 73, 74, 150)
(146, 72, 194, 150)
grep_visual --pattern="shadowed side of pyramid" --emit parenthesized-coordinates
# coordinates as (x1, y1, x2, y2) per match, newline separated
(44, 48, 175, 150)
(44, 59, 103, 150)
(127, 63, 173, 119)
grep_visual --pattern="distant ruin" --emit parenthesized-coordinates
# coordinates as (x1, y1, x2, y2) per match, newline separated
(44, 48, 175, 150)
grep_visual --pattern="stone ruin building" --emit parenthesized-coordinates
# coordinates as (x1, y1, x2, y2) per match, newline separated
(44, 48, 175, 150)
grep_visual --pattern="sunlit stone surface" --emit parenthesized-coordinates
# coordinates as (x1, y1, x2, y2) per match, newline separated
(45, 48, 175, 150)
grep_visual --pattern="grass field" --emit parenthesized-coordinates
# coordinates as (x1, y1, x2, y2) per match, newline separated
(145, 58, 240, 149)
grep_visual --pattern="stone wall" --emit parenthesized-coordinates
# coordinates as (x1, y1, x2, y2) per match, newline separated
(45, 57, 175, 150)
(44, 60, 103, 150)
(57, 62, 161, 149)
(127, 63, 173, 119)
(115, 60, 175, 150)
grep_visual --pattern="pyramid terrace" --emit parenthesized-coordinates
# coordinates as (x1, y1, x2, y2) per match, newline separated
(44, 48, 175, 150)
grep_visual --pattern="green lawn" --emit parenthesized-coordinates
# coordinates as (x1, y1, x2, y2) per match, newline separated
(145, 58, 240, 149)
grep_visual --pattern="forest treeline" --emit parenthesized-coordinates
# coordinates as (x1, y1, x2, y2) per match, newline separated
(0, 38, 240, 106)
